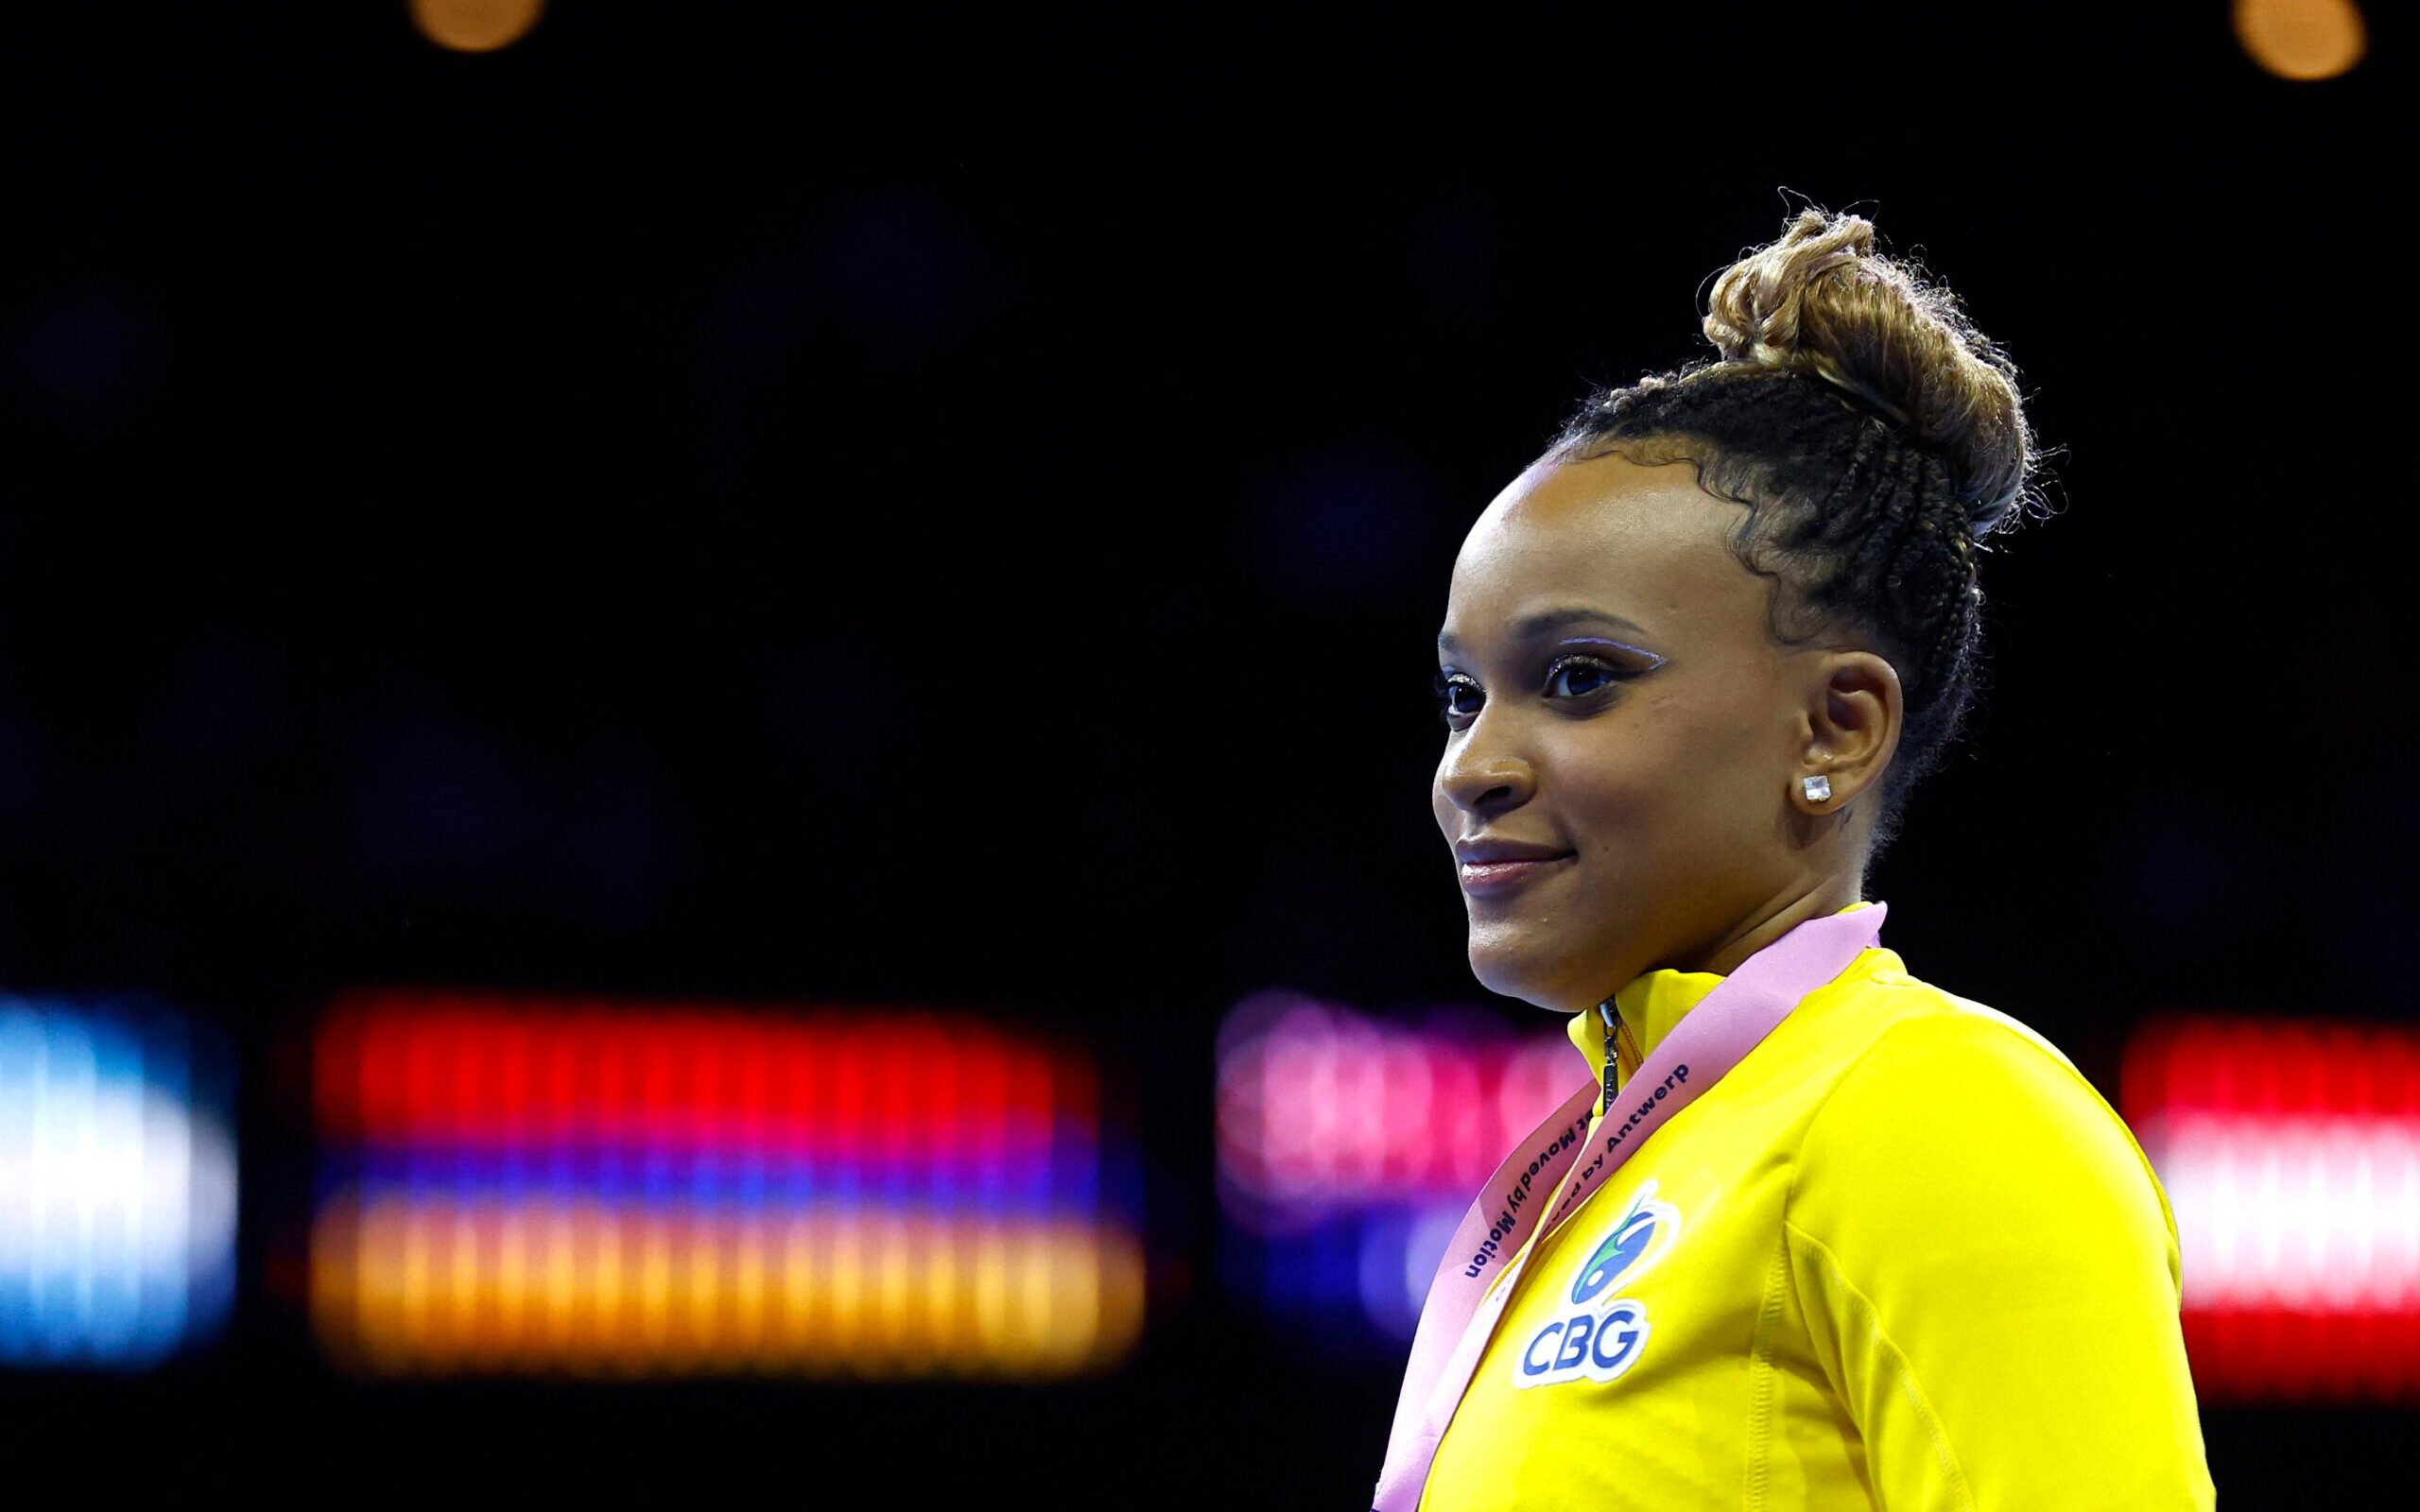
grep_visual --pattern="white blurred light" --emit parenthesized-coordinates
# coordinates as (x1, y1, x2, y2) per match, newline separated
(0, 1000, 236, 1367)
(2143, 1111, 2420, 1314)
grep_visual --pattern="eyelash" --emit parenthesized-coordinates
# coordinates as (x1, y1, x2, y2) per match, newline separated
(1433, 654, 1643, 728)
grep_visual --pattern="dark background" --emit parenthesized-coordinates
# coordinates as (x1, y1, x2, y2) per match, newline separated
(1, 3, 2406, 1503)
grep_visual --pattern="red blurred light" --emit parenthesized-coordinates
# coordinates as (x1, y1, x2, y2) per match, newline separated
(310, 991, 1140, 1378)
(2124, 1013, 2420, 1403)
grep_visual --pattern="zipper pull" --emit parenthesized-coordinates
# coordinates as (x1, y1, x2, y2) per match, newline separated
(1595, 999, 1620, 1115)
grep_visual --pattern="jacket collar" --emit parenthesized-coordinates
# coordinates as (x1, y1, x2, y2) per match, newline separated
(1563, 902, 1888, 1114)
(1565, 966, 1723, 1115)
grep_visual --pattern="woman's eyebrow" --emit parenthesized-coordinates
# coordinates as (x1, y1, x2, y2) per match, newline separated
(1437, 606, 1657, 654)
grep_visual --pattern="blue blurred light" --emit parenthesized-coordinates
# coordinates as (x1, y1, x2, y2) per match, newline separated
(0, 997, 237, 1368)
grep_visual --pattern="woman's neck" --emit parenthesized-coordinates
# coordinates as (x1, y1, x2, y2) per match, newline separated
(1684, 872, 1868, 977)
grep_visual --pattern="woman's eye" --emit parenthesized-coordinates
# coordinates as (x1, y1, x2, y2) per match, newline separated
(1433, 672, 1482, 724)
(1545, 656, 1622, 698)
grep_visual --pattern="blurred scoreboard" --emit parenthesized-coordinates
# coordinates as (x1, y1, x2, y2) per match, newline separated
(309, 994, 1142, 1378)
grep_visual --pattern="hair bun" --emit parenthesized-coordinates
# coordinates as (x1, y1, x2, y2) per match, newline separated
(1702, 207, 2034, 538)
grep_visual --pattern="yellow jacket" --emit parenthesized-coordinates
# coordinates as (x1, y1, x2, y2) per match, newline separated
(1419, 938, 2215, 1509)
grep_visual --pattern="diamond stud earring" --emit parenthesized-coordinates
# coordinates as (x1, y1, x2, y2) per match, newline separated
(1801, 774, 1832, 803)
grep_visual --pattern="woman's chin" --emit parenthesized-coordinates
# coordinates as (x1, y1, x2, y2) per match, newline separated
(1465, 933, 1578, 1011)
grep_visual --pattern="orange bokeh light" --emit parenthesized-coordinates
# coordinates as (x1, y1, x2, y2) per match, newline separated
(312, 1197, 1146, 1379)
(2234, 0, 2367, 81)
(408, 0, 545, 55)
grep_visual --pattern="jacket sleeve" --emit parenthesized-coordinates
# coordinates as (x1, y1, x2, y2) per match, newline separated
(1783, 1008, 2216, 1510)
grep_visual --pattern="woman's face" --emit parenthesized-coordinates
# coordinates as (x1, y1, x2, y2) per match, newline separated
(1431, 448, 1832, 1011)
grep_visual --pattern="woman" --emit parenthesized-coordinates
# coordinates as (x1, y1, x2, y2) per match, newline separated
(1374, 208, 2214, 1510)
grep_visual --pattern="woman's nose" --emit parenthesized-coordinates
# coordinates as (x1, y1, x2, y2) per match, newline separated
(1437, 723, 1536, 816)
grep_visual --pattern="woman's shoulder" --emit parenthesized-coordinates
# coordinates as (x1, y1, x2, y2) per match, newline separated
(1829, 946, 2087, 1081)
(1794, 952, 2181, 1259)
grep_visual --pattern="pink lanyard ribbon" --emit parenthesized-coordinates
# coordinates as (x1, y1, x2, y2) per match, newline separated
(1371, 902, 1888, 1512)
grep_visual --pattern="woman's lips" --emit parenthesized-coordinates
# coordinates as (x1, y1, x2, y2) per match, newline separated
(1458, 853, 1576, 896)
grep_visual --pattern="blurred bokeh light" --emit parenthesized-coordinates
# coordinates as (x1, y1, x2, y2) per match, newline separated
(2234, 0, 2367, 79)
(0, 997, 237, 1368)
(407, 0, 544, 55)
(2125, 1015, 2420, 1401)
(1215, 990, 1572, 1348)
(310, 994, 1143, 1377)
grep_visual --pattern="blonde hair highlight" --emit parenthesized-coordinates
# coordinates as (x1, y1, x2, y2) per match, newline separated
(1697, 208, 2034, 538)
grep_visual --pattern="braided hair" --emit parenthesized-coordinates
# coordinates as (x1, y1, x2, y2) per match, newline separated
(1549, 207, 2046, 850)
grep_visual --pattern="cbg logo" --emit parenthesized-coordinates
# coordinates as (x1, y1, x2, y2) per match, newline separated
(1573, 1178, 1678, 1300)
(1512, 1179, 1678, 1389)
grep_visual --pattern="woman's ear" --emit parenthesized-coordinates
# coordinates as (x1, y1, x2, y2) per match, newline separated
(1792, 650, 1903, 816)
